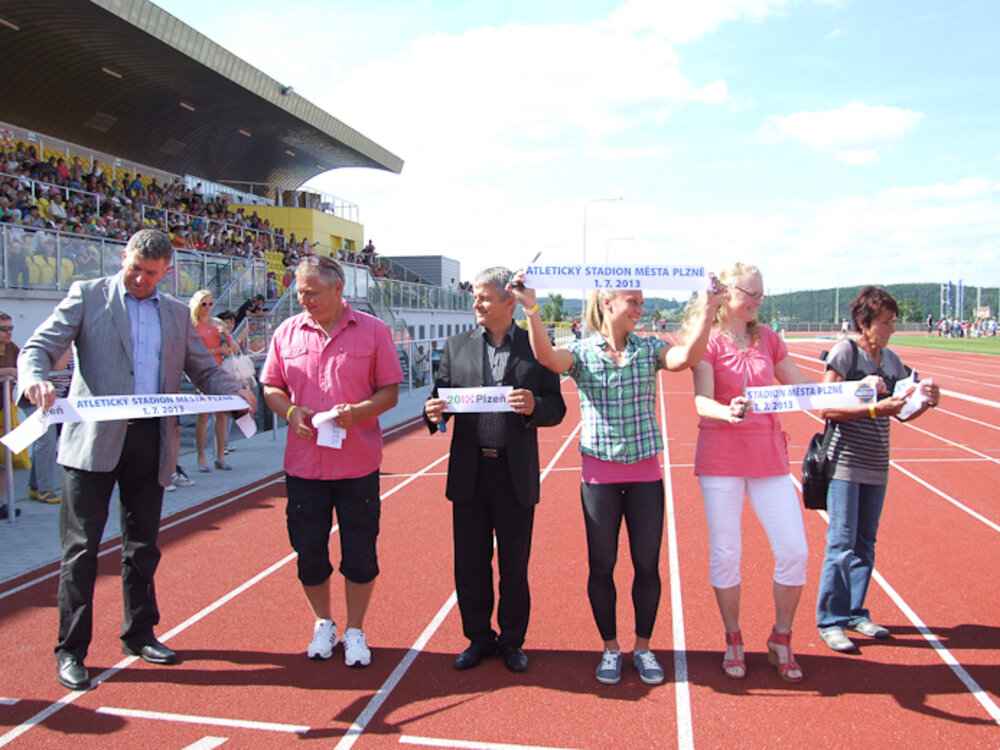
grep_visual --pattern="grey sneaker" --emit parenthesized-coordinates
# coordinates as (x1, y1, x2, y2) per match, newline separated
(172, 471, 195, 488)
(819, 626, 855, 652)
(633, 649, 665, 685)
(849, 619, 890, 639)
(595, 649, 622, 684)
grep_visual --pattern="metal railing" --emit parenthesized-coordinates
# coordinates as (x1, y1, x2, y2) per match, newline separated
(0, 224, 266, 300)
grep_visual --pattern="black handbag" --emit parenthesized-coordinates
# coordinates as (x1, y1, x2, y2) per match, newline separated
(800, 340, 859, 510)
(801, 423, 834, 510)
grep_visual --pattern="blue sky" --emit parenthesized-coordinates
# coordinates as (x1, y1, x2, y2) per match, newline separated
(152, 0, 1000, 298)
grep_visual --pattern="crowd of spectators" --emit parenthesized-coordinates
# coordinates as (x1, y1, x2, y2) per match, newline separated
(1, 140, 285, 259)
(937, 316, 997, 337)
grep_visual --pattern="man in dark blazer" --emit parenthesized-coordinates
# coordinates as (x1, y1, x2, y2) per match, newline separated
(424, 267, 565, 673)
(18, 229, 257, 691)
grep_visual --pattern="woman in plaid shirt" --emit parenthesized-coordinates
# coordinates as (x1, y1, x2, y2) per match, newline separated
(509, 271, 723, 686)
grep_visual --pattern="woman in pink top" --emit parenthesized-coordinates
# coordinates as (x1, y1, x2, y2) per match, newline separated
(189, 289, 234, 472)
(684, 262, 814, 684)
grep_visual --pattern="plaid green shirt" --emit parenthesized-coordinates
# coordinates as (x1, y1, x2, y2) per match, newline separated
(566, 333, 669, 464)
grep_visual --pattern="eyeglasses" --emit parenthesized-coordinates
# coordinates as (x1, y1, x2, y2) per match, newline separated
(0, 326, 12, 332)
(733, 286, 766, 302)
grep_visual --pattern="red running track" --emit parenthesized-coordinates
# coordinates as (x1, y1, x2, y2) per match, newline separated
(1, 339, 998, 749)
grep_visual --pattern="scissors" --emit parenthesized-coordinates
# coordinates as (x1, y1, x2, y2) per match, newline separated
(510, 252, 542, 289)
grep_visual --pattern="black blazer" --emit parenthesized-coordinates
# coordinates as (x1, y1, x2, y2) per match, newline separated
(424, 324, 566, 507)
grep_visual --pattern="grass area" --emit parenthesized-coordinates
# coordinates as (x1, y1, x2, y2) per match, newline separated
(785, 332, 1000, 356)
(888, 334, 1000, 356)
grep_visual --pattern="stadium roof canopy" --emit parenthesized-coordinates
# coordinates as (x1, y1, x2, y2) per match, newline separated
(0, 0, 403, 194)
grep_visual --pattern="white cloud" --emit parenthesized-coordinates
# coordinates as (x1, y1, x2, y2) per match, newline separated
(762, 101, 923, 163)
(600, 0, 806, 43)
(877, 177, 1000, 202)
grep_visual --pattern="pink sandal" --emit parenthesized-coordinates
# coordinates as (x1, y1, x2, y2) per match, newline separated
(767, 627, 803, 683)
(722, 630, 746, 679)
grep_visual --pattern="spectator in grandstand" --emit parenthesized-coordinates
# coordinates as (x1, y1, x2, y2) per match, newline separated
(17, 229, 257, 692)
(266, 272, 279, 300)
(47, 191, 67, 222)
(189, 290, 233, 472)
(423, 267, 565, 674)
(508, 268, 721, 686)
(235, 294, 266, 328)
(413, 344, 429, 387)
(260, 254, 402, 668)
(816, 286, 940, 654)
(680, 262, 821, 683)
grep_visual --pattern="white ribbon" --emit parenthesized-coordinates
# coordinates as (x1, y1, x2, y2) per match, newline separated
(746, 380, 876, 414)
(1, 393, 256, 454)
(439, 386, 514, 413)
(523, 263, 711, 291)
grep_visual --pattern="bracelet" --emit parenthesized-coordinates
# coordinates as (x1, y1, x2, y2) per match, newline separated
(286, 404, 299, 421)
(526, 303, 539, 315)
(868, 405, 877, 419)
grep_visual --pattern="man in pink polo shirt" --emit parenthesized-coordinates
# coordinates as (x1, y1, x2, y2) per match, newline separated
(260, 256, 402, 668)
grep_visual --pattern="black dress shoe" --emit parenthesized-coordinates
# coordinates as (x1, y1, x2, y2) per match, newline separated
(500, 645, 528, 673)
(122, 637, 178, 665)
(56, 654, 91, 691)
(453, 641, 496, 670)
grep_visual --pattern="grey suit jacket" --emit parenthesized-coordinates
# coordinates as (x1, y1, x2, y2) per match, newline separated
(17, 273, 240, 486)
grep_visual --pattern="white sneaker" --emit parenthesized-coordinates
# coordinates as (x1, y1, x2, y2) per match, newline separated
(307, 619, 337, 660)
(343, 628, 371, 667)
(164, 482, 176, 492)
(172, 471, 195, 488)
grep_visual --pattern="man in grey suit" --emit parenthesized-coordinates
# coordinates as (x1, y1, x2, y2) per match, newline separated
(18, 229, 257, 691)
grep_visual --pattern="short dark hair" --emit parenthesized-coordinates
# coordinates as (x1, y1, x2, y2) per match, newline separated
(124, 229, 173, 262)
(850, 286, 899, 332)
(218, 309, 236, 322)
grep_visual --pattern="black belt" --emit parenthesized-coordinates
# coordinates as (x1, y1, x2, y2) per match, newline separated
(126, 418, 158, 425)
(479, 447, 504, 458)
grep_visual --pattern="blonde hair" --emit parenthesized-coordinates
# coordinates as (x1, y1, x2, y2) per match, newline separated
(584, 289, 620, 337)
(188, 289, 212, 327)
(681, 261, 762, 345)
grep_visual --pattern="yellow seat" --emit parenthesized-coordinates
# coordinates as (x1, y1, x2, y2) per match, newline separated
(40, 257, 57, 285)
(60, 257, 74, 282)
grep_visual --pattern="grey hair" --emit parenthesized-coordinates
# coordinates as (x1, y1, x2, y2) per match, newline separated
(295, 255, 345, 287)
(473, 267, 513, 299)
(125, 229, 174, 262)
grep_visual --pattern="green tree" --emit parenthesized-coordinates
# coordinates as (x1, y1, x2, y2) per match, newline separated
(897, 297, 923, 322)
(541, 293, 565, 323)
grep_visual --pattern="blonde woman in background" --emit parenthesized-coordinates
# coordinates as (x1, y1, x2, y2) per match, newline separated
(189, 290, 233, 471)
(509, 271, 723, 686)
(683, 261, 816, 683)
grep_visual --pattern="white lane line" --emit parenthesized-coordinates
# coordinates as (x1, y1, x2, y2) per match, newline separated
(889, 462, 1000, 534)
(790, 475, 1000, 727)
(400, 736, 582, 750)
(931, 407, 1000, 432)
(95, 706, 308, 734)
(182, 738, 228, 750)
(0, 452, 452, 748)
(0, 698, 18, 706)
(0, 474, 285, 601)
(659, 375, 693, 750)
(333, 423, 583, 750)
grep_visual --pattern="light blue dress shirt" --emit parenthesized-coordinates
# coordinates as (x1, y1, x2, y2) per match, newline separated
(119, 273, 162, 395)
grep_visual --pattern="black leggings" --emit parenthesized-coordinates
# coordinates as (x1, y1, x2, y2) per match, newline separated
(580, 480, 665, 641)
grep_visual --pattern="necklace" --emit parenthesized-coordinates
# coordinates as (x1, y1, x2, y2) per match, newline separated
(721, 327, 749, 345)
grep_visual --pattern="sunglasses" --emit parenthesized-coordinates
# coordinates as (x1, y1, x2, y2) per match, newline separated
(0, 326, 12, 332)
(200, 301, 212, 307)
(733, 286, 766, 302)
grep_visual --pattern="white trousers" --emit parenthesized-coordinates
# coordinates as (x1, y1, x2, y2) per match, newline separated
(698, 474, 808, 589)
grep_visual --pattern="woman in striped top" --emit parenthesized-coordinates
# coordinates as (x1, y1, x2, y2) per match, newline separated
(816, 287, 940, 652)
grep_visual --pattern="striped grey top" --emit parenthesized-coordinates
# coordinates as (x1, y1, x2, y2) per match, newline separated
(826, 340, 909, 485)
(476, 324, 514, 449)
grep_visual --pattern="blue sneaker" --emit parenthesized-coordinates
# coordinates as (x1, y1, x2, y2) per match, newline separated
(595, 649, 622, 684)
(633, 649, 664, 685)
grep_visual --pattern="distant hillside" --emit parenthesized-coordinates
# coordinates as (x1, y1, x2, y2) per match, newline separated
(531, 284, 997, 325)
(761, 283, 996, 323)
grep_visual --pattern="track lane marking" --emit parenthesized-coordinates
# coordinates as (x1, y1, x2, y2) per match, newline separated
(659, 373, 694, 750)
(182, 739, 228, 750)
(400, 736, 582, 750)
(333, 422, 583, 750)
(889, 462, 1000, 534)
(0, 453, 453, 747)
(94, 706, 309, 734)
(0, 699, 18, 706)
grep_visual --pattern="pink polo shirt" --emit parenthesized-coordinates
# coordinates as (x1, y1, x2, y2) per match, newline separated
(694, 326, 790, 478)
(259, 304, 403, 480)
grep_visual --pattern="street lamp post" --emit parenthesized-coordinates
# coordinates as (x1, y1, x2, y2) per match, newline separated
(605, 236, 634, 264)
